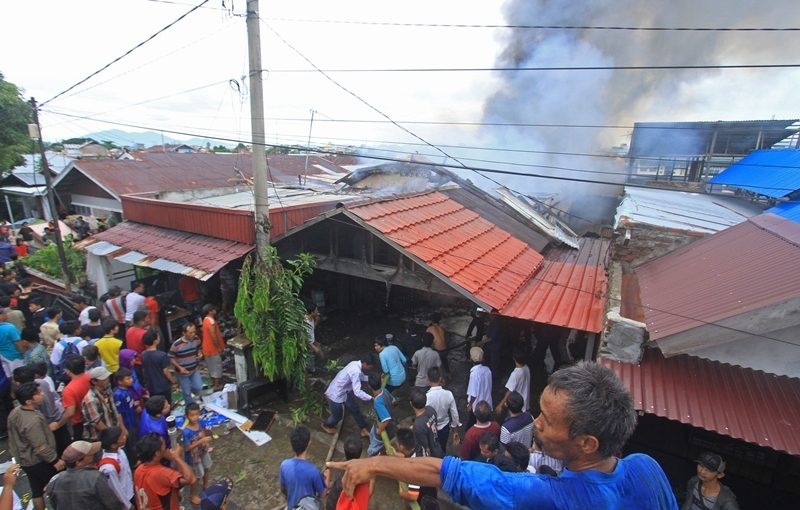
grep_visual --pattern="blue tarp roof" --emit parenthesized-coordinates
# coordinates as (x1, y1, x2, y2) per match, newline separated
(709, 149, 800, 199)
(767, 202, 800, 223)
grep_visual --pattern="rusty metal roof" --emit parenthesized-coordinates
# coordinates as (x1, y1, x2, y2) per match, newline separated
(600, 349, 800, 456)
(504, 237, 610, 333)
(636, 213, 800, 341)
(343, 192, 609, 331)
(89, 222, 252, 280)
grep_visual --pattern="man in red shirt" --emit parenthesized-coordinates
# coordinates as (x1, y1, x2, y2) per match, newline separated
(52, 355, 91, 441)
(459, 401, 501, 461)
(201, 305, 225, 392)
(134, 433, 195, 510)
(125, 311, 148, 372)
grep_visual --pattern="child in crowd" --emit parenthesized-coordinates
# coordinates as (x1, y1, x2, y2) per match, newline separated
(114, 367, 142, 465)
(367, 372, 395, 457)
(118, 349, 147, 402)
(182, 402, 213, 505)
(95, 319, 122, 373)
(98, 426, 134, 509)
(394, 428, 437, 506)
(325, 435, 370, 510)
(138, 395, 170, 446)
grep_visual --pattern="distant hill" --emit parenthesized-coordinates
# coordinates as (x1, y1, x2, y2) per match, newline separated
(73, 129, 234, 149)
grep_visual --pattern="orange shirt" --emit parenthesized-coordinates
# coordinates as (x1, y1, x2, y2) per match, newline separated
(134, 462, 181, 510)
(202, 316, 223, 356)
(178, 276, 201, 302)
(14, 244, 28, 257)
(145, 296, 160, 328)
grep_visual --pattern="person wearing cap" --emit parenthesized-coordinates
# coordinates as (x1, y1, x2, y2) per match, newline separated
(681, 452, 739, 510)
(7, 382, 64, 510)
(82, 366, 127, 441)
(465, 346, 492, 430)
(45, 440, 125, 510)
(373, 335, 407, 392)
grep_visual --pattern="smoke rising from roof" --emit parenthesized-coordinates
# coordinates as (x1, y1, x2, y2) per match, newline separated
(473, 0, 798, 228)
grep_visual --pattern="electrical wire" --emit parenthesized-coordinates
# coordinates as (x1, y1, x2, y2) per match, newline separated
(42, 0, 211, 106)
(41, 109, 800, 194)
(261, 63, 800, 73)
(265, 17, 800, 32)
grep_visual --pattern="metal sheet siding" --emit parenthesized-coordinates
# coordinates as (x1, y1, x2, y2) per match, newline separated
(93, 222, 252, 275)
(600, 351, 800, 456)
(503, 238, 610, 332)
(767, 201, 800, 223)
(636, 214, 800, 340)
(709, 148, 800, 198)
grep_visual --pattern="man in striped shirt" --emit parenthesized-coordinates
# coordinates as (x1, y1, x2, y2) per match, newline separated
(169, 323, 203, 404)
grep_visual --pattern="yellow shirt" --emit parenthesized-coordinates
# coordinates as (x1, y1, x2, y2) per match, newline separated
(94, 335, 122, 372)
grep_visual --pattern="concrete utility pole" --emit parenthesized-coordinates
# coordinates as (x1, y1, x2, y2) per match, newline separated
(246, 0, 270, 253)
(29, 98, 73, 291)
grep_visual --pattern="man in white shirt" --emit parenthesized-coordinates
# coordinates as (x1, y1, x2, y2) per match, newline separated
(123, 281, 146, 325)
(321, 353, 378, 438)
(425, 367, 460, 453)
(98, 427, 133, 509)
(466, 347, 492, 430)
(74, 296, 97, 327)
(495, 349, 530, 416)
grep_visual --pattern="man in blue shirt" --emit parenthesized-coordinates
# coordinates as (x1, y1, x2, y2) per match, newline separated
(374, 336, 407, 392)
(328, 361, 678, 510)
(366, 372, 394, 456)
(280, 426, 326, 509)
(0, 308, 23, 379)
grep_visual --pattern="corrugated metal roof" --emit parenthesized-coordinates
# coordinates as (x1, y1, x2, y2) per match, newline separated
(600, 349, 800, 456)
(343, 192, 609, 332)
(89, 222, 252, 279)
(708, 149, 800, 198)
(615, 187, 760, 234)
(495, 187, 580, 248)
(504, 237, 610, 333)
(767, 201, 800, 223)
(636, 213, 800, 341)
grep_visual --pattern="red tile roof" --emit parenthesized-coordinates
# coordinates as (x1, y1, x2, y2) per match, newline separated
(93, 222, 252, 275)
(505, 237, 610, 333)
(600, 349, 800, 456)
(636, 213, 800, 341)
(349, 192, 544, 312)
(346, 192, 609, 331)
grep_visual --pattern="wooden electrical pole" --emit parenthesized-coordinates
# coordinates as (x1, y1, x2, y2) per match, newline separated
(29, 98, 73, 291)
(246, 0, 270, 253)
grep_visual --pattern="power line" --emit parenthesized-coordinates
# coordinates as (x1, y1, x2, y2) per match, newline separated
(45, 110, 800, 195)
(261, 63, 800, 73)
(266, 17, 800, 32)
(42, 0, 211, 106)
(41, 109, 800, 194)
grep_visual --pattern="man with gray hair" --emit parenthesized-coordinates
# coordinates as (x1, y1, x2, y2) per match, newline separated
(328, 361, 678, 509)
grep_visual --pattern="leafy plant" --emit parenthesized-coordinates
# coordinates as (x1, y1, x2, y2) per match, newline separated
(324, 359, 341, 372)
(23, 239, 86, 281)
(234, 246, 315, 392)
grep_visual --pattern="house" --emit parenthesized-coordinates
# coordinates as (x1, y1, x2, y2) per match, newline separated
(51, 152, 255, 221)
(626, 119, 798, 182)
(1, 152, 72, 222)
(143, 144, 196, 153)
(62, 138, 110, 159)
(273, 190, 610, 359)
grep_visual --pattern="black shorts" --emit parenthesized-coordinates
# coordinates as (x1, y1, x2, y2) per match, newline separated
(22, 461, 57, 498)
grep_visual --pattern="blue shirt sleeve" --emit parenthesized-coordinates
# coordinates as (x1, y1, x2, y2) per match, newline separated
(440, 456, 553, 509)
(374, 394, 391, 422)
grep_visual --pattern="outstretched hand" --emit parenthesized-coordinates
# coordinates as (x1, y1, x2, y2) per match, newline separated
(326, 459, 374, 498)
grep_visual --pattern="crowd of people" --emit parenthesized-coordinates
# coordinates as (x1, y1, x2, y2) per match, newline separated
(277, 311, 738, 510)
(0, 273, 234, 510)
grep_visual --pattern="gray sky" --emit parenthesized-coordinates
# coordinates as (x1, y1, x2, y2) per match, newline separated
(2, 0, 799, 154)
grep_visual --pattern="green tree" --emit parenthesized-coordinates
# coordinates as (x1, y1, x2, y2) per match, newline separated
(0, 72, 32, 172)
(210, 144, 229, 153)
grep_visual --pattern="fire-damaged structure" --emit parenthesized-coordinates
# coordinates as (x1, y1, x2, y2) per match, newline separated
(274, 189, 610, 362)
(626, 119, 799, 182)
